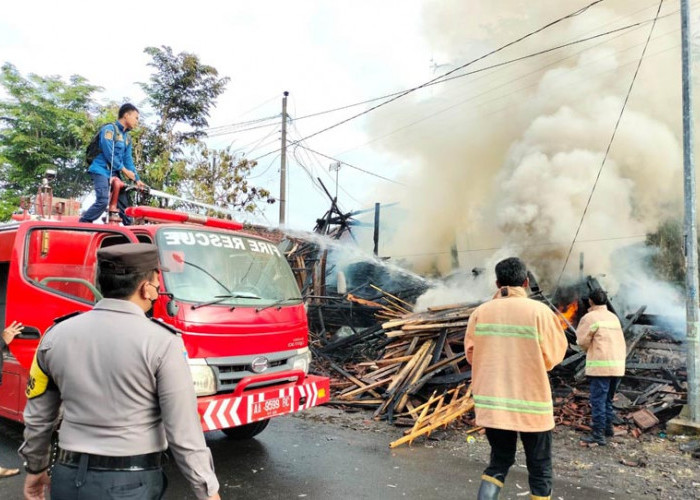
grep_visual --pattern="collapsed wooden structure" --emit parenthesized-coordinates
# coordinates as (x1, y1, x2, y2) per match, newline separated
(304, 284, 688, 448)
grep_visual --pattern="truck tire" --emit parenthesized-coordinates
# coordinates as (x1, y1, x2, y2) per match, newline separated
(221, 419, 270, 439)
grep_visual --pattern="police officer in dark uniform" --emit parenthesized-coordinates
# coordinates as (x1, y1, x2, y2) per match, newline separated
(19, 243, 220, 500)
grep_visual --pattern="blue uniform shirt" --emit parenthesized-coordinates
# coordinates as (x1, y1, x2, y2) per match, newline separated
(87, 121, 139, 181)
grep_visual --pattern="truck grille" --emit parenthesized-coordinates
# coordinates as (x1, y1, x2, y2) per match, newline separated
(207, 355, 293, 394)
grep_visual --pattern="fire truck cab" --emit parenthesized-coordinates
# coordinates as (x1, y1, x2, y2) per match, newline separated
(0, 207, 329, 438)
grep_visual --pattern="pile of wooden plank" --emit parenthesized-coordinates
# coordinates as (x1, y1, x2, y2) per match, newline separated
(309, 286, 691, 447)
(314, 299, 475, 447)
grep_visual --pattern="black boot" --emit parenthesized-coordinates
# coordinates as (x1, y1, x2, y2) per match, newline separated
(477, 475, 503, 499)
(581, 429, 606, 446)
(604, 424, 614, 437)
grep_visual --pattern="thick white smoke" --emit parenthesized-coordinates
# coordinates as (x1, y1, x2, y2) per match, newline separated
(361, 0, 688, 307)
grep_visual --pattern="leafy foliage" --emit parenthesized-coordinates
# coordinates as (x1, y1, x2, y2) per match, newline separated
(0, 63, 102, 217)
(137, 46, 229, 192)
(645, 218, 685, 287)
(181, 144, 275, 213)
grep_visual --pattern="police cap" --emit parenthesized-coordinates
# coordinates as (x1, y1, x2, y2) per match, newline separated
(97, 243, 169, 275)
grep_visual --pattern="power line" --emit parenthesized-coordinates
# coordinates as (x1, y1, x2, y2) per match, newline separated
(289, 123, 363, 204)
(293, 143, 405, 186)
(388, 234, 648, 259)
(337, 14, 681, 156)
(252, 1, 608, 161)
(553, 0, 665, 294)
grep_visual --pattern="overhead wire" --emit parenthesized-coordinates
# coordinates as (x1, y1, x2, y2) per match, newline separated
(553, 0, 665, 294)
(337, 11, 682, 156)
(389, 234, 648, 259)
(293, 143, 404, 186)
(251, 1, 610, 162)
(289, 122, 363, 204)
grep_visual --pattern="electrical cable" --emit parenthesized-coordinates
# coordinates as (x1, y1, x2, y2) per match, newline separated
(289, 123, 363, 204)
(293, 143, 404, 186)
(338, 15, 682, 156)
(389, 234, 648, 259)
(553, 0, 665, 295)
(251, 0, 610, 161)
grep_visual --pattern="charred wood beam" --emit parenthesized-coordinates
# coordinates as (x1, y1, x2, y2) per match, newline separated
(320, 324, 384, 353)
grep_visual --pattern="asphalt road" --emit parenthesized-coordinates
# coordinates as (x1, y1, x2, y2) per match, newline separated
(0, 410, 633, 500)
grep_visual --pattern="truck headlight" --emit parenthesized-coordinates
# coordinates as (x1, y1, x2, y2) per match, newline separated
(188, 359, 216, 396)
(291, 348, 311, 374)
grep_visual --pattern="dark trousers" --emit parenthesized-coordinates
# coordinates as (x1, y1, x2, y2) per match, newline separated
(589, 376, 620, 431)
(51, 462, 166, 499)
(484, 427, 553, 497)
(79, 173, 132, 225)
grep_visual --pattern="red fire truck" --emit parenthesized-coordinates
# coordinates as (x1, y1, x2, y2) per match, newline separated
(0, 200, 329, 439)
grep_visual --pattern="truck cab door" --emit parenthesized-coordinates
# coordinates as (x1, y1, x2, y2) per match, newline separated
(6, 223, 137, 370)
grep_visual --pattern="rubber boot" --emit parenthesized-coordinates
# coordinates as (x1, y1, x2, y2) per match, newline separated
(477, 475, 503, 499)
(581, 429, 606, 446)
(604, 423, 614, 437)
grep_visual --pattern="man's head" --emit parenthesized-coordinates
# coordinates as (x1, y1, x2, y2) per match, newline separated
(495, 257, 529, 288)
(96, 243, 167, 311)
(118, 103, 139, 130)
(588, 289, 607, 306)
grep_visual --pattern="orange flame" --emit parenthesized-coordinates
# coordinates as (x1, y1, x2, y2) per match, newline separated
(558, 301, 578, 330)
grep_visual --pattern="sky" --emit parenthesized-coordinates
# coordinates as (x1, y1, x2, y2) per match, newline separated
(1, 0, 433, 237)
(2, 0, 698, 303)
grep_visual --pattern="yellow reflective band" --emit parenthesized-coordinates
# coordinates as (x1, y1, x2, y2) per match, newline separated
(590, 321, 620, 332)
(474, 323, 539, 340)
(586, 359, 625, 367)
(481, 474, 504, 488)
(26, 354, 49, 399)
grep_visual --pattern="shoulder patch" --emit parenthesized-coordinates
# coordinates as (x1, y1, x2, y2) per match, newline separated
(149, 318, 180, 335)
(104, 129, 114, 140)
(26, 354, 50, 399)
(53, 311, 82, 325)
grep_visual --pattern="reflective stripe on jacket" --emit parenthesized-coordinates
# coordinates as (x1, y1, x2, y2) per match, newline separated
(465, 286, 568, 432)
(576, 305, 626, 377)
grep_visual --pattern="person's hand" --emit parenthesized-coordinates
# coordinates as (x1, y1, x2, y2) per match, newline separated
(122, 168, 136, 182)
(136, 180, 147, 190)
(23, 471, 50, 500)
(2, 321, 23, 345)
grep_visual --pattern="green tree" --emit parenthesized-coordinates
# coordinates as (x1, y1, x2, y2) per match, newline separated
(645, 218, 685, 287)
(138, 46, 229, 191)
(182, 144, 275, 213)
(0, 63, 102, 217)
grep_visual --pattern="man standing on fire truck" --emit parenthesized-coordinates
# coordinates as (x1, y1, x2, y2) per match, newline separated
(79, 103, 145, 225)
(576, 289, 625, 446)
(19, 243, 220, 500)
(465, 257, 567, 500)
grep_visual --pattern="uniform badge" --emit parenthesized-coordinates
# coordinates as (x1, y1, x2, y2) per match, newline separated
(104, 130, 114, 140)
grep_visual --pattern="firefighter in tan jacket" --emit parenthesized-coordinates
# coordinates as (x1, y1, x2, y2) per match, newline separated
(465, 257, 567, 500)
(576, 289, 625, 446)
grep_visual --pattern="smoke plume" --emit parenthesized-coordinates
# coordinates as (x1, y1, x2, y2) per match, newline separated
(362, 0, 688, 308)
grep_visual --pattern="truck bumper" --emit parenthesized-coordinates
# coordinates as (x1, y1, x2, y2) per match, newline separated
(198, 372, 330, 431)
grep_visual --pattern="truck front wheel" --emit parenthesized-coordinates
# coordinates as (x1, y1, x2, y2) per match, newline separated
(221, 419, 270, 439)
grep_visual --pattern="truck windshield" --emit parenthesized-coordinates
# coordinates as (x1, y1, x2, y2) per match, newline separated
(156, 228, 301, 307)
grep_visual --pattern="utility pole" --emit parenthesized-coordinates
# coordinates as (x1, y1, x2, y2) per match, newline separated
(329, 162, 341, 200)
(279, 91, 289, 226)
(678, 0, 700, 428)
(373, 202, 380, 256)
